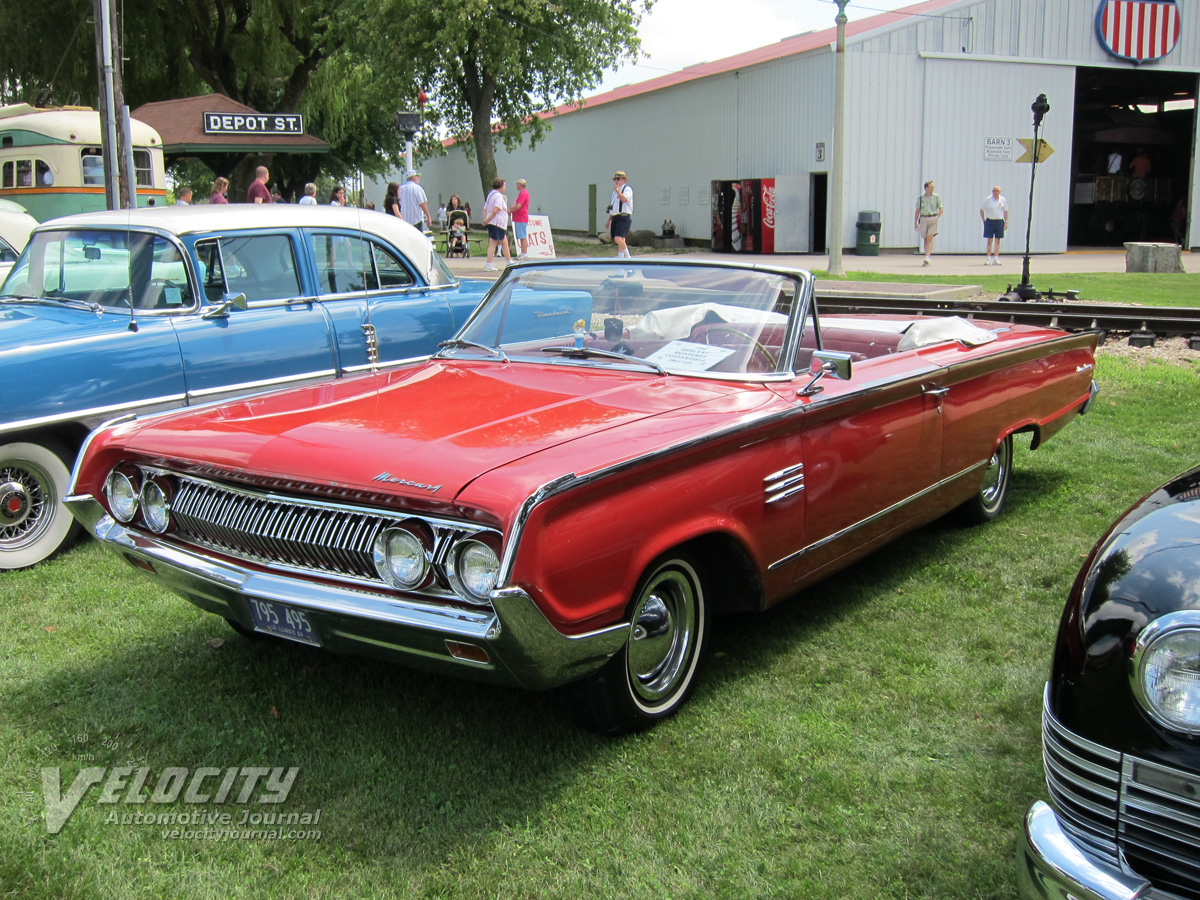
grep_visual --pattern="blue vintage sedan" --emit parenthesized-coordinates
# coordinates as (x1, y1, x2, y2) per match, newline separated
(0, 204, 488, 569)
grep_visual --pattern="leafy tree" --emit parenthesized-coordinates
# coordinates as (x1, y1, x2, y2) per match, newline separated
(357, 0, 652, 197)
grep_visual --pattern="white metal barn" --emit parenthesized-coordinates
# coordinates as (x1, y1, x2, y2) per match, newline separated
(380, 0, 1199, 255)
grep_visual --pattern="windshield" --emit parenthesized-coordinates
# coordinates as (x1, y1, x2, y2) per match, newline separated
(0, 228, 196, 310)
(446, 261, 809, 378)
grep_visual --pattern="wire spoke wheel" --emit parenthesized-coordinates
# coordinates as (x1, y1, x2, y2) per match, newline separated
(0, 441, 79, 569)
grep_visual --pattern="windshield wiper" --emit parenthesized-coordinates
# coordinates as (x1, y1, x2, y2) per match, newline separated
(5, 292, 103, 313)
(540, 345, 667, 375)
(436, 338, 509, 362)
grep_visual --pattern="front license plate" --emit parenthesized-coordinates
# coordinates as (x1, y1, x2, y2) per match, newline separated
(247, 598, 321, 647)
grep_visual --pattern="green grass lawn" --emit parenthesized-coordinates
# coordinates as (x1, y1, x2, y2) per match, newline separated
(2, 333, 1198, 899)
(815, 269, 1200, 308)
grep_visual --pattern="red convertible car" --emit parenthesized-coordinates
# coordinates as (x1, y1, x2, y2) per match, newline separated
(66, 260, 1099, 733)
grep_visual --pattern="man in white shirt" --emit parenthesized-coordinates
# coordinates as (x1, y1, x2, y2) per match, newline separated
(398, 173, 430, 231)
(298, 183, 317, 205)
(979, 185, 1009, 265)
(605, 170, 634, 259)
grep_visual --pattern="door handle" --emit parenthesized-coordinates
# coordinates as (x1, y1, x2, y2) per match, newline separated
(922, 386, 949, 398)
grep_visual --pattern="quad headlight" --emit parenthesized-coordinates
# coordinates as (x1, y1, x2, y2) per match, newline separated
(1132, 612, 1200, 735)
(139, 478, 172, 533)
(373, 526, 430, 590)
(447, 538, 500, 605)
(104, 469, 140, 522)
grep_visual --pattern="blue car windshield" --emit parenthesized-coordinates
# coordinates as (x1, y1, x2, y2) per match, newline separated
(447, 261, 807, 378)
(1, 228, 195, 310)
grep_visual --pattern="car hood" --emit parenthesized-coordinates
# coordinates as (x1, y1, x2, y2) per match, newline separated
(122, 360, 753, 502)
(0, 301, 119, 346)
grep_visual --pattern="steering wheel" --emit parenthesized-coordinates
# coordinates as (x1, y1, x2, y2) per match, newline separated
(702, 325, 777, 369)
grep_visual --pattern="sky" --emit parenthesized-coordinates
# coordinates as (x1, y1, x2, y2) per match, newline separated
(594, 0, 919, 95)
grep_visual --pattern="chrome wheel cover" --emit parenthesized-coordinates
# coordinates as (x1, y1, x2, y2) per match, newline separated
(979, 437, 1011, 512)
(627, 562, 699, 704)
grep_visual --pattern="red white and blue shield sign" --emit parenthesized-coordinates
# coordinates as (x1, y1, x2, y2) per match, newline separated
(1096, 0, 1181, 63)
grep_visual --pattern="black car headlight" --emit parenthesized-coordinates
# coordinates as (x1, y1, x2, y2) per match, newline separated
(1132, 611, 1200, 735)
(446, 537, 500, 605)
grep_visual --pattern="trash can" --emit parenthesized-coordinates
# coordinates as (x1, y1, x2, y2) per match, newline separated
(856, 210, 881, 256)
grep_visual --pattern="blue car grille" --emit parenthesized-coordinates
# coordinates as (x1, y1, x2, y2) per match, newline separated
(1043, 693, 1200, 898)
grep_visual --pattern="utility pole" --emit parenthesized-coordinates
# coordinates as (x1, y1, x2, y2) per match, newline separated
(827, 0, 850, 277)
(93, 0, 120, 210)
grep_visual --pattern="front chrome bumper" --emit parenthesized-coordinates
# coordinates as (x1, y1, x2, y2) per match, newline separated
(1017, 801, 1166, 900)
(66, 495, 628, 690)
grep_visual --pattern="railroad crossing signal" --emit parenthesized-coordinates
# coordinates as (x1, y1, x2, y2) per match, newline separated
(1017, 138, 1054, 163)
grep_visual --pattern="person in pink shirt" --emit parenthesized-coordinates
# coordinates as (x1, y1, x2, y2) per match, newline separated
(511, 178, 530, 259)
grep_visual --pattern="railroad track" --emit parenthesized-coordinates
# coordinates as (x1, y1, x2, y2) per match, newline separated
(816, 293, 1200, 340)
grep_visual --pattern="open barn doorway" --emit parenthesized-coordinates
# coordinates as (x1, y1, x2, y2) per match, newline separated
(1070, 67, 1197, 246)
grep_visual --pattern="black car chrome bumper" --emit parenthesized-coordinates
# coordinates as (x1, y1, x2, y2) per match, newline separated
(66, 495, 628, 690)
(1018, 801, 1170, 900)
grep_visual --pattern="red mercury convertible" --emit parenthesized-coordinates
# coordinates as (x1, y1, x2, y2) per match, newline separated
(66, 260, 1099, 733)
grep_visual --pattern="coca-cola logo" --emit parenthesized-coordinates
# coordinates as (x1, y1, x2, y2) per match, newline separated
(762, 185, 776, 229)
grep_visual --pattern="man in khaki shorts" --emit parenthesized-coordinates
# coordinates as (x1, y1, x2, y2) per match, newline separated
(914, 180, 943, 266)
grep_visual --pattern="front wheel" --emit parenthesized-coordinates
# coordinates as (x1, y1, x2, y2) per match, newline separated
(0, 440, 81, 569)
(572, 552, 710, 734)
(956, 434, 1013, 525)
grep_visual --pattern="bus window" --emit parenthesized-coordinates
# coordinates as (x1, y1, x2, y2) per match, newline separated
(35, 160, 53, 185)
(81, 150, 104, 185)
(16, 160, 32, 187)
(133, 150, 152, 188)
(1, 161, 12, 189)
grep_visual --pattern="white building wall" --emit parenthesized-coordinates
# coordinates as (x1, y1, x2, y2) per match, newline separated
(378, 0, 1196, 254)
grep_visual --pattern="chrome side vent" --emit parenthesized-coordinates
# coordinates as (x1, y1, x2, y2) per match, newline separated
(764, 463, 804, 504)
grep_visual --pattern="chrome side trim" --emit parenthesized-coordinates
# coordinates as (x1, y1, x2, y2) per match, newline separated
(0, 393, 188, 436)
(67, 413, 137, 494)
(341, 353, 429, 375)
(767, 460, 987, 572)
(186, 368, 338, 399)
(498, 474, 578, 584)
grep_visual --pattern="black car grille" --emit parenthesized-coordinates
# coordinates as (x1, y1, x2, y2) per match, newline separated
(1120, 756, 1200, 899)
(1043, 702, 1121, 858)
(1043, 695, 1200, 898)
(170, 476, 390, 582)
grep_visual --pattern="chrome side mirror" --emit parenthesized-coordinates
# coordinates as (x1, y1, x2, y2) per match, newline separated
(201, 291, 248, 319)
(799, 349, 853, 397)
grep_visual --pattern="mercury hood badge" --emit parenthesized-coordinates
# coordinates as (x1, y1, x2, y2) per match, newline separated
(372, 472, 443, 494)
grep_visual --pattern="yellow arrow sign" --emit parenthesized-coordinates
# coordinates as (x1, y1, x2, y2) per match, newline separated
(1017, 138, 1054, 163)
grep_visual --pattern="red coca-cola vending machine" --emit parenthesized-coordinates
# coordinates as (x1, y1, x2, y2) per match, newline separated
(711, 178, 776, 253)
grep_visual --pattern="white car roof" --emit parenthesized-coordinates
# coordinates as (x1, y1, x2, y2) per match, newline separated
(34, 205, 437, 277)
(0, 209, 37, 253)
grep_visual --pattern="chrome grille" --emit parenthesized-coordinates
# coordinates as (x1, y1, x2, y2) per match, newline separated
(1042, 699, 1121, 857)
(170, 476, 393, 583)
(1120, 756, 1200, 899)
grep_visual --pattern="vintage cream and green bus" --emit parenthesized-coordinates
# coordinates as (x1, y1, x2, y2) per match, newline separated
(0, 104, 166, 221)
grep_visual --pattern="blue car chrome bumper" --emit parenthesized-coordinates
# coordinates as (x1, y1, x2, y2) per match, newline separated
(1018, 801, 1170, 900)
(65, 495, 628, 690)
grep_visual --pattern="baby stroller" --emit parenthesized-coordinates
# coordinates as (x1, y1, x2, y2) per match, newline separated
(445, 210, 470, 258)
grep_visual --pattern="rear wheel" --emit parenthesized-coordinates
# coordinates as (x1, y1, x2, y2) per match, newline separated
(0, 440, 81, 569)
(956, 434, 1013, 525)
(573, 551, 710, 734)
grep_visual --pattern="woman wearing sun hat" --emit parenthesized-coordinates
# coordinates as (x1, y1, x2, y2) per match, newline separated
(606, 170, 634, 259)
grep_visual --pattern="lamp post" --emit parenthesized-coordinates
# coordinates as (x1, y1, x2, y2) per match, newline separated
(1016, 93, 1050, 300)
(827, 0, 849, 277)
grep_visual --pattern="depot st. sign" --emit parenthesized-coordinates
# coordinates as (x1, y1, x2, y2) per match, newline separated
(202, 113, 304, 135)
